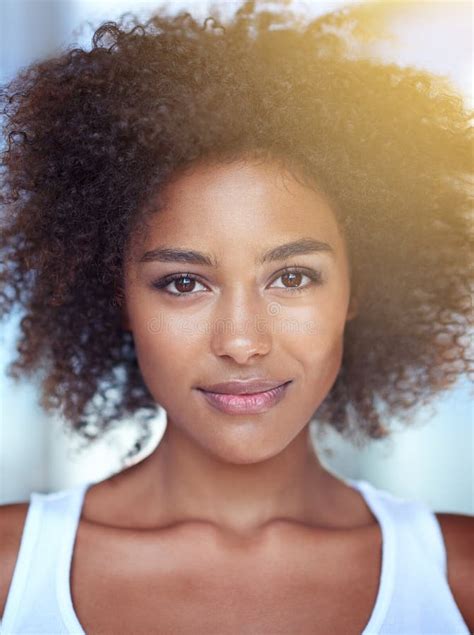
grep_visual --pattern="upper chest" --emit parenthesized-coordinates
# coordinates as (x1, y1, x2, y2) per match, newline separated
(70, 520, 382, 635)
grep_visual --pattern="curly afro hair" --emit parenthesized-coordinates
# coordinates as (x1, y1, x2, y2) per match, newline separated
(1, 0, 472, 465)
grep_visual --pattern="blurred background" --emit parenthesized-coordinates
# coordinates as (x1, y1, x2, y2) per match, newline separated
(0, 0, 472, 512)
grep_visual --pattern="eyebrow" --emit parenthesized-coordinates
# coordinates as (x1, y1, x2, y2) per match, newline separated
(139, 237, 335, 266)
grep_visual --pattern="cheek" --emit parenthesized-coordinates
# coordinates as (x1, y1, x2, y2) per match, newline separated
(281, 284, 348, 352)
(128, 306, 198, 397)
(142, 327, 188, 357)
(282, 298, 345, 391)
(298, 328, 344, 380)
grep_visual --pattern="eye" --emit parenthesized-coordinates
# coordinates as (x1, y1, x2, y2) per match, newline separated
(270, 267, 323, 293)
(152, 266, 323, 298)
(151, 273, 207, 297)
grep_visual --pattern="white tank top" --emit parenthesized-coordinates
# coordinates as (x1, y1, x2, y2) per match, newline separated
(0, 478, 470, 634)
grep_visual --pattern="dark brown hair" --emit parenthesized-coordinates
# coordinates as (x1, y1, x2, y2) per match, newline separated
(1, 0, 472, 464)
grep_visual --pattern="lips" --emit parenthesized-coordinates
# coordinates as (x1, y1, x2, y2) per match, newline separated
(196, 380, 292, 415)
(197, 379, 291, 395)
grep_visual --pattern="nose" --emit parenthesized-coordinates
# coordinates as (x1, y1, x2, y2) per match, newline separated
(210, 289, 272, 364)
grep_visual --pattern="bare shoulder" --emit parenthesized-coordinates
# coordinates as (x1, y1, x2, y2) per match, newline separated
(435, 512, 474, 632)
(0, 502, 29, 618)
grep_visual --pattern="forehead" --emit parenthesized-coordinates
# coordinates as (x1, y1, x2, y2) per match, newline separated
(130, 158, 345, 260)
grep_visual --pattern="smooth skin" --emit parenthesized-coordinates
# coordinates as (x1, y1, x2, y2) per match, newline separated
(1, 159, 473, 634)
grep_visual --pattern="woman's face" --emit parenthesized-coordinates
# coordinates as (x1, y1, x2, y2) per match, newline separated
(123, 158, 356, 464)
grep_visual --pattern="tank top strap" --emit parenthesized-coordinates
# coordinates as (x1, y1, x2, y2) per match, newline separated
(1, 482, 90, 634)
(345, 478, 397, 634)
(346, 478, 469, 634)
(351, 479, 446, 571)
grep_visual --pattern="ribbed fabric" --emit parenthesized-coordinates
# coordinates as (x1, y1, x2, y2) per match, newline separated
(0, 479, 470, 634)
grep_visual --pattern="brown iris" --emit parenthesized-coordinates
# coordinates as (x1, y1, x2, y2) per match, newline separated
(174, 275, 195, 293)
(281, 271, 302, 288)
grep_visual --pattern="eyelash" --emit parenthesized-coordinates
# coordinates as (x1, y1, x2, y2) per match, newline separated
(151, 266, 323, 298)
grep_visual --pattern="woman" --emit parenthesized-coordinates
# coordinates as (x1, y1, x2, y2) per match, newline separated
(0, 1, 472, 633)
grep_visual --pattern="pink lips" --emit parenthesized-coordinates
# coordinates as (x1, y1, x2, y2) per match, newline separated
(197, 381, 292, 415)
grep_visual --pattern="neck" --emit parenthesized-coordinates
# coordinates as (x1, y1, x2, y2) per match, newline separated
(135, 420, 337, 535)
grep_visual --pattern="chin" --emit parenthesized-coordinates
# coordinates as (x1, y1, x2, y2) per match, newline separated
(204, 430, 296, 466)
